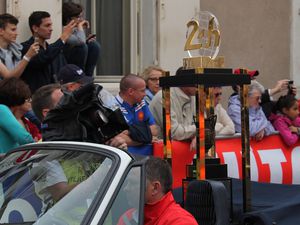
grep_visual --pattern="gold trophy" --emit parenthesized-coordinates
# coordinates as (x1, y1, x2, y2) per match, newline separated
(183, 12, 223, 180)
(160, 11, 251, 212)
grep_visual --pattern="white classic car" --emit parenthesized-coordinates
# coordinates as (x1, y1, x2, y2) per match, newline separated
(0, 142, 146, 225)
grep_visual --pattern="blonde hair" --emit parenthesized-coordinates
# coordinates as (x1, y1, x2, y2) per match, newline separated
(141, 65, 164, 82)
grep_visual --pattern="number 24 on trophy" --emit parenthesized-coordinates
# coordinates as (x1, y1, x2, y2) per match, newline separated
(184, 12, 221, 60)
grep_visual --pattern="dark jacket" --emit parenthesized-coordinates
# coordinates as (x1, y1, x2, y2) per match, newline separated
(21, 37, 66, 93)
(261, 89, 276, 119)
(42, 84, 128, 143)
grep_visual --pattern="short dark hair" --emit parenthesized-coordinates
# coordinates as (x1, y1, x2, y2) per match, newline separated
(0, 13, 18, 29)
(32, 83, 61, 121)
(29, 11, 51, 33)
(145, 157, 173, 194)
(119, 74, 143, 93)
(62, 2, 83, 25)
(0, 78, 31, 107)
(274, 94, 297, 114)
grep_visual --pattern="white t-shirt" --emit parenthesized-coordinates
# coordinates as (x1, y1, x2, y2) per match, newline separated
(33, 160, 67, 215)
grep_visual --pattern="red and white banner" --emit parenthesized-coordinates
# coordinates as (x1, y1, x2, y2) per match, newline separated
(153, 134, 300, 188)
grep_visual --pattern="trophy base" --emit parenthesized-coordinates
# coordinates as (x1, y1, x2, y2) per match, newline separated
(183, 56, 225, 69)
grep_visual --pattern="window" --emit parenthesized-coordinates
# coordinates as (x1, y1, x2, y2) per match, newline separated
(103, 167, 143, 225)
(63, 0, 130, 76)
(0, 149, 113, 224)
(63, 0, 157, 77)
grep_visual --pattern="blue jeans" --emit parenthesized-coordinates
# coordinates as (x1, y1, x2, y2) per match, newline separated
(128, 144, 153, 156)
(63, 41, 101, 76)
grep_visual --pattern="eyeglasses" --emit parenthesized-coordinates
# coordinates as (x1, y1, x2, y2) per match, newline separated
(250, 95, 261, 102)
(215, 92, 222, 97)
(254, 96, 261, 101)
(148, 77, 160, 82)
(25, 98, 32, 103)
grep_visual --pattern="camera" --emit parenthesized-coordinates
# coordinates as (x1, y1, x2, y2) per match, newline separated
(288, 80, 294, 94)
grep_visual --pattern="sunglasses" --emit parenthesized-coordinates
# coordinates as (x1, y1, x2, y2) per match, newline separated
(148, 77, 160, 82)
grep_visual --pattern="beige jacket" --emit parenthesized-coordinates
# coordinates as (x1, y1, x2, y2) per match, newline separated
(149, 87, 196, 140)
(214, 103, 235, 136)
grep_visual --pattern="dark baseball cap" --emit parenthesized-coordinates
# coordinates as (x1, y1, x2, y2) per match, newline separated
(57, 64, 94, 85)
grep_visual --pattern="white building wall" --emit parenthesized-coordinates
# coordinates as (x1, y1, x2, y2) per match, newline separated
(291, 0, 300, 95)
(157, 0, 200, 74)
(6, 0, 62, 43)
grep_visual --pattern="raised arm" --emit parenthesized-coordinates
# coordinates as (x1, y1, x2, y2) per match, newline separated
(22, 20, 76, 68)
(0, 42, 39, 79)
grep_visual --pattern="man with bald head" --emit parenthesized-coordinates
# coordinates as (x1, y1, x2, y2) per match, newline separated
(115, 74, 157, 155)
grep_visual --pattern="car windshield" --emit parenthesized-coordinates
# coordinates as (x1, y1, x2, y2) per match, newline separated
(0, 148, 113, 225)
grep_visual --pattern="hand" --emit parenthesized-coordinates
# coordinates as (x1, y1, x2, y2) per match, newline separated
(60, 20, 77, 42)
(270, 79, 289, 96)
(121, 130, 129, 136)
(25, 42, 40, 58)
(86, 34, 96, 43)
(106, 136, 127, 150)
(34, 137, 40, 142)
(289, 126, 298, 133)
(152, 136, 162, 143)
(78, 20, 89, 30)
(290, 86, 297, 95)
(190, 137, 197, 151)
(255, 129, 265, 141)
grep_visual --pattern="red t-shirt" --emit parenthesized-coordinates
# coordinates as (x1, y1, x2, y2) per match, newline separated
(22, 117, 41, 141)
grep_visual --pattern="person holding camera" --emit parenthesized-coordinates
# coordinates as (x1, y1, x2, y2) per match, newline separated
(260, 79, 297, 119)
(0, 13, 40, 79)
(62, 2, 100, 77)
(32, 64, 127, 149)
(21, 11, 76, 94)
(233, 69, 297, 119)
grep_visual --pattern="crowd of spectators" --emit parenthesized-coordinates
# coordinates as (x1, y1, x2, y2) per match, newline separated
(1, 4, 300, 225)
(0, 4, 298, 155)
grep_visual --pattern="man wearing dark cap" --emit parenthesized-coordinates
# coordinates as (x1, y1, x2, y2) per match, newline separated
(57, 64, 94, 91)
(41, 64, 127, 149)
(57, 64, 118, 108)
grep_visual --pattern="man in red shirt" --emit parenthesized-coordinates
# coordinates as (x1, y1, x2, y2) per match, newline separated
(118, 157, 198, 225)
(144, 157, 198, 225)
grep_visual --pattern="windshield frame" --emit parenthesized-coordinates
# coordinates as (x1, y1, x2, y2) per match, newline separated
(0, 141, 134, 225)
(97, 159, 147, 225)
